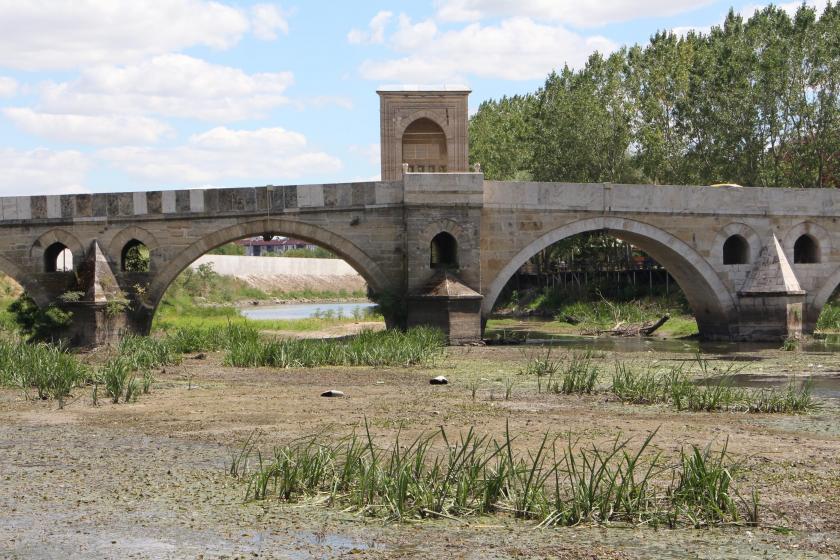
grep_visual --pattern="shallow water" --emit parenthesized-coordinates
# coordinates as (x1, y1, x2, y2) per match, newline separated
(697, 373, 840, 399)
(239, 301, 376, 320)
(519, 334, 775, 355)
(493, 319, 840, 355)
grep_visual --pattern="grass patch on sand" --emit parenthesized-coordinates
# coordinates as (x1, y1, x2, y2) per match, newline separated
(224, 326, 445, 368)
(230, 423, 759, 528)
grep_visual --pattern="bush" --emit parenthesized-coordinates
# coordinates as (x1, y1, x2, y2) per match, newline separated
(8, 295, 73, 342)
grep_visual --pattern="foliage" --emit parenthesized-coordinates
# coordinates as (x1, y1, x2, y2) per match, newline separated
(8, 295, 73, 342)
(208, 242, 246, 256)
(0, 339, 88, 408)
(123, 243, 150, 272)
(231, 424, 757, 527)
(610, 360, 817, 414)
(470, 4, 840, 189)
(224, 327, 445, 368)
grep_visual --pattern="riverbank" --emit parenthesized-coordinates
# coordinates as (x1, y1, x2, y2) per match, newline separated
(1, 340, 837, 558)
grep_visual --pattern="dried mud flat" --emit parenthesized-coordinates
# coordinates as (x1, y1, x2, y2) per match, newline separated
(1, 344, 839, 559)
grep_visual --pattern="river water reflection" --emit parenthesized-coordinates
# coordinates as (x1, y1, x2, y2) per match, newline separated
(239, 301, 377, 321)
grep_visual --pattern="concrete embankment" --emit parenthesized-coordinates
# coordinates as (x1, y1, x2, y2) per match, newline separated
(190, 255, 366, 293)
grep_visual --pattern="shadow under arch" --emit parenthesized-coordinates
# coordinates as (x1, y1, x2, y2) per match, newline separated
(806, 266, 840, 330)
(482, 217, 737, 339)
(0, 253, 46, 307)
(145, 217, 390, 317)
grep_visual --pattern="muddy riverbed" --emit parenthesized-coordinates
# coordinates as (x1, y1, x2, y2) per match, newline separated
(1, 340, 839, 559)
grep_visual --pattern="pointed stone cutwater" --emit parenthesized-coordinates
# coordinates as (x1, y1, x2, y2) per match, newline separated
(81, 241, 122, 303)
(737, 234, 805, 341)
(406, 270, 483, 345)
(740, 235, 804, 295)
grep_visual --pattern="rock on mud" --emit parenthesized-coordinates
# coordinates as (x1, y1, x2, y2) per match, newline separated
(430, 376, 449, 385)
(320, 390, 345, 398)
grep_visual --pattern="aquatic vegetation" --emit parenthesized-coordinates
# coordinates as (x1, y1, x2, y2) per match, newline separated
(231, 423, 757, 528)
(610, 359, 818, 414)
(224, 327, 445, 368)
(0, 339, 88, 408)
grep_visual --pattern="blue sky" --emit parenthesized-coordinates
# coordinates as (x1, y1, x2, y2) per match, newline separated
(0, 0, 826, 196)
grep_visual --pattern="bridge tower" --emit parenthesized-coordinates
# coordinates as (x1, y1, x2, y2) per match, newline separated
(377, 86, 471, 180)
(378, 86, 484, 343)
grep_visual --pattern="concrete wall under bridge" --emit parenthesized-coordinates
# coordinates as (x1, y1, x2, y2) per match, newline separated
(0, 172, 838, 346)
(189, 255, 366, 294)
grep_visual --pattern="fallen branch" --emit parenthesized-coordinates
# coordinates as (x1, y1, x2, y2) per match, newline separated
(583, 314, 670, 337)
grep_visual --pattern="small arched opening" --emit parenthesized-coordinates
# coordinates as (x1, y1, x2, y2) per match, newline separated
(122, 239, 150, 272)
(402, 118, 447, 172)
(430, 232, 458, 269)
(722, 235, 749, 265)
(794, 234, 819, 264)
(44, 242, 73, 272)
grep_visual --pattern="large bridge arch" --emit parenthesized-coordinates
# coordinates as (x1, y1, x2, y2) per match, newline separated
(144, 217, 390, 320)
(483, 217, 737, 339)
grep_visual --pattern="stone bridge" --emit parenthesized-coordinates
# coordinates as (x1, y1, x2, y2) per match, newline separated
(0, 173, 837, 345)
(0, 87, 836, 345)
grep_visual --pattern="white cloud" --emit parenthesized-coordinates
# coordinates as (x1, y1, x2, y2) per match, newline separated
(360, 17, 616, 82)
(349, 143, 381, 166)
(390, 15, 438, 50)
(434, 0, 714, 28)
(743, 0, 827, 18)
(99, 127, 342, 186)
(0, 77, 17, 98)
(0, 148, 89, 196)
(3, 108, 172, 146)
(670, 25, 711, 37)
(348, 11, 393, 44)
(0, 0, 253, 70)
(38, 54, 294, 122)
(251, 4, 290, 40)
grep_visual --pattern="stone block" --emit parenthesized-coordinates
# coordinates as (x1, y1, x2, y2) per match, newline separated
(30, 196, 47, 219)
(75, 194, 92, 217)
(146, 191, 162, 214)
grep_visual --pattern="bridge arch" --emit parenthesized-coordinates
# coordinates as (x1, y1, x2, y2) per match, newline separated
(710, 222, 761, 266)
(30, 229, 85, 273)
(145, 217, 390, 318)
(783, 221, 831, 264)
(108, 226, 160, 272)
(483, 217, 737, 339)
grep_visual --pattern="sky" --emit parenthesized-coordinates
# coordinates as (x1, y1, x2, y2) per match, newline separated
(0, 0, 828, 197)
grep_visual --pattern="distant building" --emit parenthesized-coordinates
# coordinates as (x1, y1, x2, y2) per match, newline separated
(235, 237, 317, 257)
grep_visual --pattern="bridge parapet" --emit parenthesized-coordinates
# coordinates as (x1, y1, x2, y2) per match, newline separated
(484, 180, 840, 217)
(0, 180, 404, 224)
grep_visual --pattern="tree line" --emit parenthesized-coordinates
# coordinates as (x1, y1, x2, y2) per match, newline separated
(470, 4, 840, 189)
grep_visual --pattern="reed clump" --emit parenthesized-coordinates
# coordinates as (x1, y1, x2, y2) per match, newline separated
(0, 338, 88, 408)
(224, 327, 445, 368)
(610, 359, 817, 414)
(230, 423, 758, 528)
(521, 351, 599, 394)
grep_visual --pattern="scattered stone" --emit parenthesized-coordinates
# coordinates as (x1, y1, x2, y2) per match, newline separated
(320, 390, 345, 398)
(430, 376, 448, 385)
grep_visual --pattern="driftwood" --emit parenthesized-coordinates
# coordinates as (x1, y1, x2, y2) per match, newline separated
(583, 314, 670, 337)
